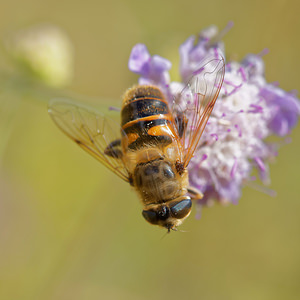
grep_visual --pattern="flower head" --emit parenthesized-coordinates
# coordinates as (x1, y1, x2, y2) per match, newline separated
(128, 24, 300, 207)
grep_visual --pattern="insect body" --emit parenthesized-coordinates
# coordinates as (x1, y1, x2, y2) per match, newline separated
(120, 86, 190, 229)
(48, 57, 225, 231)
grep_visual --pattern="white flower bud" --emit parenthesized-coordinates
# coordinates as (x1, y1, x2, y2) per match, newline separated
(4, 23, 74, 87)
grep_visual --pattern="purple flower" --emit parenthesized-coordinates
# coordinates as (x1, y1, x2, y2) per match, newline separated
(179, 25, 225, 83)
(128, 24, 300, 207)
(128, 43, 171, 95)
(260, 84, 300, 136)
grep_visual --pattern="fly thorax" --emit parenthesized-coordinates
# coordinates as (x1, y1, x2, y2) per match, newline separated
(133, 159, 187, 204)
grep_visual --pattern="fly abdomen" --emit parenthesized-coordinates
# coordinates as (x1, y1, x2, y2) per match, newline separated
(121, 85, 169, 125)
(121, 98, 168, 126)
(121, 86, 175, 150)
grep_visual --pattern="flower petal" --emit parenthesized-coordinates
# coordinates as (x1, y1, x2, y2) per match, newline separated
(128, 44, 150, 74)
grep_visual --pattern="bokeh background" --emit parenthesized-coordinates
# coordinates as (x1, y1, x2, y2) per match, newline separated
(0, 0, 299, 299)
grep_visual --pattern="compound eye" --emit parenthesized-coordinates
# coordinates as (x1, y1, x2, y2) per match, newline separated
(170, 198, 192, 219)
(142, 210, 159, 225)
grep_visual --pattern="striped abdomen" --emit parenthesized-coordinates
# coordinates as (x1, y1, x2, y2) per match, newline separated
(121, 85, 178, 151)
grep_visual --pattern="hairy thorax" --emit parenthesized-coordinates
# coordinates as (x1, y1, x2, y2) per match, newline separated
(130, 148, 189, 205)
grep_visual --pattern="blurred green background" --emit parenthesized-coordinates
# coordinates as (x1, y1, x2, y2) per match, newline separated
(0, 0, 300, 299)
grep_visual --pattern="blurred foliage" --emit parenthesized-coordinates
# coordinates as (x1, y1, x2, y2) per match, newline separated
(0, 0, 299, 299)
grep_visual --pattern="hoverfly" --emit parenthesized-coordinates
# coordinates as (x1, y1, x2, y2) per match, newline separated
(48, 56, 225, 232)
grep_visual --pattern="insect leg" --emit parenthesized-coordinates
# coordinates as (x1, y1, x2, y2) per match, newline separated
(104, 139, 123, 159)
(187, 186, 204, 200)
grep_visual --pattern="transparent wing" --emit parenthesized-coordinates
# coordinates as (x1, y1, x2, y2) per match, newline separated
(173, 56, 225, 167)
(48, 98, 130, 182)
